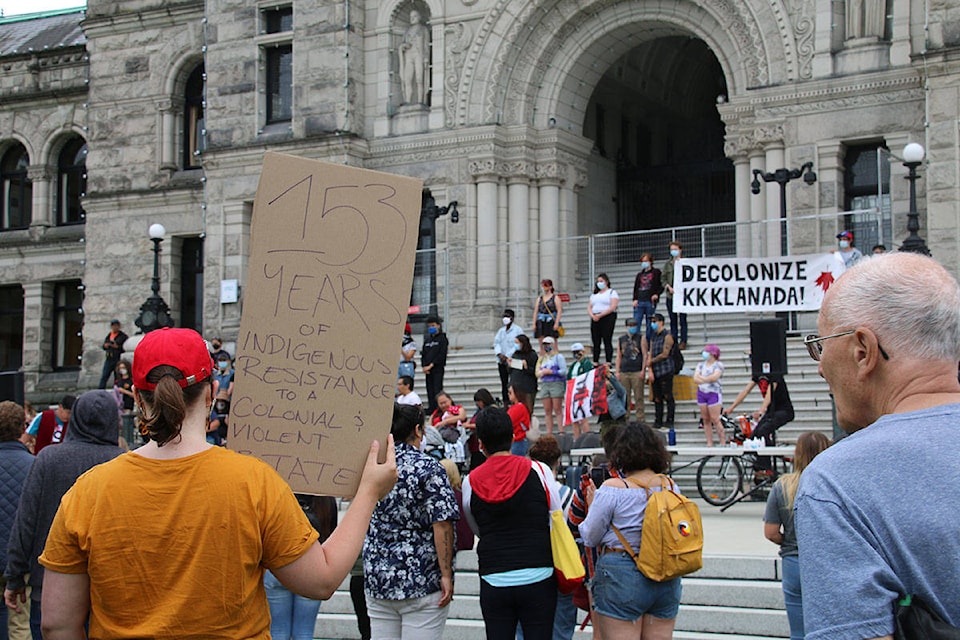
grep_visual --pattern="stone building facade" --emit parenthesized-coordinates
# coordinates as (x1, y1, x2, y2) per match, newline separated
(0, 0, 958, 397)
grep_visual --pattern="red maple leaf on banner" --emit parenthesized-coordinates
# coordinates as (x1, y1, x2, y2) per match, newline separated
(815, 271, 835, 292)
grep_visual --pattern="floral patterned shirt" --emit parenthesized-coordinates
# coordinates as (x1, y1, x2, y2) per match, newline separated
(363, 442, 459, 600)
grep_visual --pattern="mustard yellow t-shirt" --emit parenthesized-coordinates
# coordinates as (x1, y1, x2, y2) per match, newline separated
(40, 446, 319, 639)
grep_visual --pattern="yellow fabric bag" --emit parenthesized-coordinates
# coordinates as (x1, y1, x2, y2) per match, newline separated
(550, 507, 585, 593)
(538, 469, 585, 593)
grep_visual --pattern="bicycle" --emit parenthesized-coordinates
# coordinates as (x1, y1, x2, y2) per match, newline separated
(695, 414, 790, 509)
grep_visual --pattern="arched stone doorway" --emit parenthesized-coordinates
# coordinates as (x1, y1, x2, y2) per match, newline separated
(457, 0, 780, 302)
(582, 36, 732, 233)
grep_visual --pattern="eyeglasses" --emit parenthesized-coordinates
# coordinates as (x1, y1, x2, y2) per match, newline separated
(804, 331, 890, 362)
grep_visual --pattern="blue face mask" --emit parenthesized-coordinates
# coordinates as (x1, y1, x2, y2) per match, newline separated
(544, 345, 553, 352)
(640, 261, 650, 270)
(839, 240, 850, 249)
(428, 326, 438, 335)
(628, 326, 638, 335)
(651, 322, 659, 331)
(701, 351, 711, 360)
(596, 281, 607, 290)
(670, 249, 680, 258)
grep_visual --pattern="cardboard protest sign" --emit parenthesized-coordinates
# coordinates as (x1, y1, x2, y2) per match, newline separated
(672, 254, 845, 314)
(230, 152, 422, 496)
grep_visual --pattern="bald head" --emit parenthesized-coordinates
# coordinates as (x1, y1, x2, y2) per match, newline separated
(822, 253, 960, 362)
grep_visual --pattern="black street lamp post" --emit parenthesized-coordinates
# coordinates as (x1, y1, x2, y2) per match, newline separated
(134, 223, 175, 333)
(751, 162, 817, 255)
(412, 189, 459, 320)
(899, 142, 931, 256)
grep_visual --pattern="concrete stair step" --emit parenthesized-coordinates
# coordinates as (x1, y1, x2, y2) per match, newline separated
(315, 553, 790, 639)
(676, 604, 790, 637)
(313, 613, 597, 640)
(682, 578, 784, 609)
(314, 605, 788, 640)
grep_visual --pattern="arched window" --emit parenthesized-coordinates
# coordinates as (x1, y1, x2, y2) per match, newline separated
(183, 64, 204, 169)
(1, 144, 31, 230)
(57, 137, 87, 226)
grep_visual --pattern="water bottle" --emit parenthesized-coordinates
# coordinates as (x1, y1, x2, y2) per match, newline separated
(668, 426, 676, 446)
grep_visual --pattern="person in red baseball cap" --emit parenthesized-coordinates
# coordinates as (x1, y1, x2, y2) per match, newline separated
(37, 327, 398, 639)
(835, 230, 863, 267)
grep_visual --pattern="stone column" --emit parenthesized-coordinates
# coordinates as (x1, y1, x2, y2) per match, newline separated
(27, 165, 53, 228)
(21, 282, 46, 389)
(527, 181, 539, 284)
(559, 182, 576, 289)
(221, 201, 252, 331)
(734, 156, 752, 257)
(506, 166, 531, 305)
(561, 164, 587, 288)
(537, 166, 562, 285)
(470, 160, 499, 300)
(157, 99, 179, 170)
(538, 182, 561, 280)
(749, 153, 766, 256)
(724, 132, 755, 258)
(497, 179, 509, 305)
(764, 145, 785, 257)
(814, 141, 845, 252)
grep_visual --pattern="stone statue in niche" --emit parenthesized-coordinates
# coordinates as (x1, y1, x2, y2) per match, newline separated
(399, 9, 430, 105)
(846, 0, 886, 40)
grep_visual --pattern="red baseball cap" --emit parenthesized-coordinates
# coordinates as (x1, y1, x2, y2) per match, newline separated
(133, 328, 214, 391)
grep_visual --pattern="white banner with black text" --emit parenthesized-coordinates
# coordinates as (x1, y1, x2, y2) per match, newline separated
(672, 254, 846, 314)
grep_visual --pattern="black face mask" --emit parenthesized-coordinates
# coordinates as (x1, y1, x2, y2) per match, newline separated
(212, 343, 221, 350)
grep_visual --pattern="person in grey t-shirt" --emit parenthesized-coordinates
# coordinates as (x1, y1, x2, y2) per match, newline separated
(795, 253, 960, 640)
(763, 431, 830, 640)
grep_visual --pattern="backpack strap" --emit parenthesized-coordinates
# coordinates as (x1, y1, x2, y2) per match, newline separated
(540, 295, 556, 322)
(610, 524, 640, 561)
(623, 474, 672, 494)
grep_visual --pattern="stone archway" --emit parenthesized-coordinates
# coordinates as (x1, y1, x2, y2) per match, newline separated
(457, 0, 784, 130)
(453, 0, 800, 303)
(453, 0, 788, 240)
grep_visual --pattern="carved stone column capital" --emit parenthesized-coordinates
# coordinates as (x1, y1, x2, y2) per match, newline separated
(27, 164, 54, 182)
(754, 124, 785, 149)
(500, 160, 533, 183)
(535, 162, 566, 186)
(469, 159, 499, 181)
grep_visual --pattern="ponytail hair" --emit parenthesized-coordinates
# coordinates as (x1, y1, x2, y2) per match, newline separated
(391, 403, 424, 444)
(137, 365, 209, 446)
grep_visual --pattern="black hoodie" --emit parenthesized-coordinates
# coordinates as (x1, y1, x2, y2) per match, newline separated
(4, 390, 123, 599)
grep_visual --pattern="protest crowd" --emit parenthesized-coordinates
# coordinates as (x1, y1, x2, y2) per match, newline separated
(3, 248, 960, 640)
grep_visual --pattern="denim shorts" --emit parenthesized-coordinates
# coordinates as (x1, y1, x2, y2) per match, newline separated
(591, 552, 681, 621)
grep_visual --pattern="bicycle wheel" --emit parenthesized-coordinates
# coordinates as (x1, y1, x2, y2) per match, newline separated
(697, 456, 744, 506)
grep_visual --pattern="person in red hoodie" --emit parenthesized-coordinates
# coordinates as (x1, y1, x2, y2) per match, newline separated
(462, 407, 561, 640)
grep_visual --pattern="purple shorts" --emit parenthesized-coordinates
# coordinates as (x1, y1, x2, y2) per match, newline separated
(697, 390, 721, 406)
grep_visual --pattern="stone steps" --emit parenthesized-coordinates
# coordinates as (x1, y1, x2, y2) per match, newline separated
(312, 553, 790, 639)
(428, 279, 835, 447)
